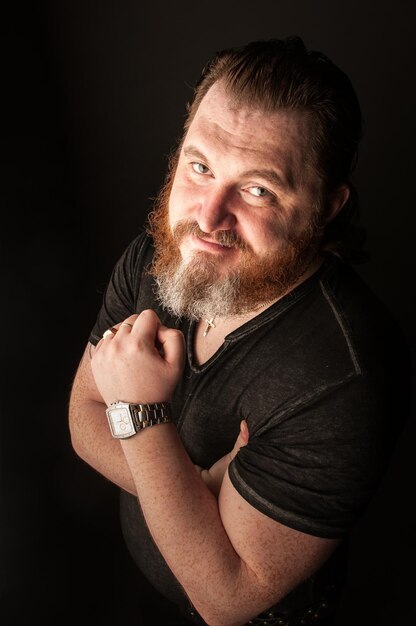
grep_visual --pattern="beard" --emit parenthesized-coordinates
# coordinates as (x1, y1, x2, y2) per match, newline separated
(147, 167, 324, 320)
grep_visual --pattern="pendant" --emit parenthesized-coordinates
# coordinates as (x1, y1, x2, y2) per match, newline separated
(203, 317, 216, 337)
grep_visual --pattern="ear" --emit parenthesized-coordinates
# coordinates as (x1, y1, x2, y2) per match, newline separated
(324, 184, 350, 225)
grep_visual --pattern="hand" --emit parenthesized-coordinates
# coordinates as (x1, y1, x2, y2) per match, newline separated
(197, 420, 249, 497)
(227, 419, 249, 462)
(91, 310, 185, 406)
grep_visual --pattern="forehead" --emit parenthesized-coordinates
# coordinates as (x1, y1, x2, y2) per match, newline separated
(184, 82, 315, 187)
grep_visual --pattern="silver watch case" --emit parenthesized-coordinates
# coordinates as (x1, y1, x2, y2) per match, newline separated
(106, 401, 172, 439)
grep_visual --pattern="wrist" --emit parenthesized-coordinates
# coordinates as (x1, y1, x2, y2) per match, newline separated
(106, 400, 172, 439)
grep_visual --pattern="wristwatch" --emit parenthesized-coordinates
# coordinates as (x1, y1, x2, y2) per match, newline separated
(105, 401, 172, 439)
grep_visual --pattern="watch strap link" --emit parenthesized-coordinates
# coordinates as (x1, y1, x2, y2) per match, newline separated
(130, 402, 172, 431)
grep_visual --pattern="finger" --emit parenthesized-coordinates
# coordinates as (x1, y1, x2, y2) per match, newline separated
(230, 420, 249, 459)
(102, 326, 118, 339)
(94, 337, 104, 352)
(107, 314, 138, 336)
(120, 313, 139, 327)
(130, 309, 160, 344)
(100, 323, 126, 344)
(97, 317, 135, 347)
(119, 321, 134, 330)
(114, 320, 134, 336)
(157, 325, 185, 369)
(240, 419, 249, 445)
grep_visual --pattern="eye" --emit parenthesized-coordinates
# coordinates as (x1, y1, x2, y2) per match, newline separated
(248, 186, 272, 198)
(191, 162, 210, 175)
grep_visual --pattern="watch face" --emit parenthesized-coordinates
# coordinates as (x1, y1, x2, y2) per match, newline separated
(107, 405, 135, 438)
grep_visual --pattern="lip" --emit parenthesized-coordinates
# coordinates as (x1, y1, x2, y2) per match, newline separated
(189, 235, 235, 254)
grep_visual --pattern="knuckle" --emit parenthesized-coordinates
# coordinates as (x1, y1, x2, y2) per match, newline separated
(169, 328, 183, 339)
(168, 329, 185, 344)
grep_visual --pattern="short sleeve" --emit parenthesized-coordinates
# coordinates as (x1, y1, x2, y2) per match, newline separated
(89, 231, 152, 345)
(228, 372, 396, 539)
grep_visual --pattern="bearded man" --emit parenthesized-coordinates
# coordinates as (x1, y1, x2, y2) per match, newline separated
(69, 37, 410, 626)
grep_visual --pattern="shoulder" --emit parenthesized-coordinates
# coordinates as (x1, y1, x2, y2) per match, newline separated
(317, 257, 410, 377)
(117, 229, 155, 273)
(88, 230, 159, 345)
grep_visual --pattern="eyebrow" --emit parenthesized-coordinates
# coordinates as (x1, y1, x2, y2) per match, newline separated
(183, 145, 294, 192)
(183, 146, 209, 163)
(242, 168, 294, 192)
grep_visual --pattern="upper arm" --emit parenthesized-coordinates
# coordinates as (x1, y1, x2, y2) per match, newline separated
(68, 341, 104, 451)
(70, 342, 102, 407)
(218, 471, 340, 611)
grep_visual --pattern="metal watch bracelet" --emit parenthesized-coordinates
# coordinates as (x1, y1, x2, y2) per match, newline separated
(130, 402, 172, 430)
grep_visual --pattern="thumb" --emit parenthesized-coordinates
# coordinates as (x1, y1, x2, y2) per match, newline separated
(157, 325, 185, 371)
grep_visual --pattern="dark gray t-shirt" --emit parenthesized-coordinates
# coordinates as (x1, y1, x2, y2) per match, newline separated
(89, 231, 410, 617)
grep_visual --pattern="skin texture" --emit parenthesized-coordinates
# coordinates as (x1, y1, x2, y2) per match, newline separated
(170, 92, 314, 270)
(69, 82, 349, 626)
(168, 81, 348, 273)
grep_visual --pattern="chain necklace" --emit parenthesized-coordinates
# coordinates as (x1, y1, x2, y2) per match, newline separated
(202, 297, 278, 338)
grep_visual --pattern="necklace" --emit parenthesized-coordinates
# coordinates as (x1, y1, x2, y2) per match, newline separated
(203, 316, 217, 337)
(201, 298, 278, 338)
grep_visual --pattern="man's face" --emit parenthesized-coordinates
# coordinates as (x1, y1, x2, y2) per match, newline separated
(150, 81, 325, 319)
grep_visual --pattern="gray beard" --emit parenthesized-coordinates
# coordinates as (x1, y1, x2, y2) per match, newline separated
(153, 254, 246, 320)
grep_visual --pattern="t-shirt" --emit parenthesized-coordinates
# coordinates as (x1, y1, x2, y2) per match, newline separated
(89, 230, 411, 617)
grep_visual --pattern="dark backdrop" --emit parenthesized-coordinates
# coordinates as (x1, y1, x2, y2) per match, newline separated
(2, 1, 415, 624)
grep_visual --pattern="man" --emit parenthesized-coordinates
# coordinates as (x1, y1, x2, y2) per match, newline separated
(69, 37, 410, 625)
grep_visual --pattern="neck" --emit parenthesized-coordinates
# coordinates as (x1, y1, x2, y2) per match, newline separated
(200, 298, 276, 339)
(199, 254, 324, 336)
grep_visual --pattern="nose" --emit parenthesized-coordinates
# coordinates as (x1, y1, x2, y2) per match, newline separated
(197, 186, 237, 234)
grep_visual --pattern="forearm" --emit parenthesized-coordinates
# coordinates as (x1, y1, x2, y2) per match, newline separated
(121, 424, 272, 626)
(87, 313, 332, 624)
(69, 391, 222, 497)
(69, 396, 137, 495)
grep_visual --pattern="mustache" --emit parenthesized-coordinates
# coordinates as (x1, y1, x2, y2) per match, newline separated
(171, 220, 249, 251)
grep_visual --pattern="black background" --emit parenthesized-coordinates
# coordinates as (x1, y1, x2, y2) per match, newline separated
(2, 1, 415, 624)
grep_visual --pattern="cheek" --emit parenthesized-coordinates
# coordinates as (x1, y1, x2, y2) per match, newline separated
(167, 186, 183, 228)
(240, 214, 283, 255)
(249, 204, 309, 251)
(168, 179, 194, 227)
